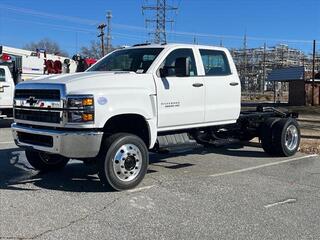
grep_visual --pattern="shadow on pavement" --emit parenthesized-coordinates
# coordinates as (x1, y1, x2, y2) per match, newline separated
(0, 147, 114, 193)
(150, 142, 268, 163)
(0, 142, 269, 193)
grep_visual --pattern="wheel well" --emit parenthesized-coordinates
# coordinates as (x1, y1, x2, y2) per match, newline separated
(103, 114, 150, 147)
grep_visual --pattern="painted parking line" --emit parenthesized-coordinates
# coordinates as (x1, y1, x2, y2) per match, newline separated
(209, 154, 318, 178)
(264, 198, 297, 208)
(127, 185, 155, 193)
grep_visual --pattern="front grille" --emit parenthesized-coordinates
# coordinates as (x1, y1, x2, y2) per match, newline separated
(15, 109, 61, 123)
(17, 132, 53, 147)
(15, 89, 60, 100)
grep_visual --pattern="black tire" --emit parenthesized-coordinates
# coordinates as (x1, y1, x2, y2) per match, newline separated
(272, 118, 300, 157)
(259, 117, 281, 155)
(98, 133, 149, 191)
(25, 150, 69, 172)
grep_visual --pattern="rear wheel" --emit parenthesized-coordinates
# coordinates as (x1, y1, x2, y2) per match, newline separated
(260, 118, 280, 155)
(272, 118, 300, 157)
(98, 133, 149, 191)
(25, 150, 69, 171)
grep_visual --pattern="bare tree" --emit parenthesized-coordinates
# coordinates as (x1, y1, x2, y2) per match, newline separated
(80, 40, 121, 59)
(24, 38, 69, 57)
(80, 40, 102, 59)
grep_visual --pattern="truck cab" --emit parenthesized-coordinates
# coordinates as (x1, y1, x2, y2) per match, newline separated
(0, 65, 14, 112)
(11, 43, 301, 191)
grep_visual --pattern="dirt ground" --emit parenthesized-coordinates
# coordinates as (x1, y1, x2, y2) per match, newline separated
(299, 124, 320, 154)
(286, 106, 320, 154)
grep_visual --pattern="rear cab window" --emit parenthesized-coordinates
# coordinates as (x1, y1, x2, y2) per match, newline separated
(199, 49, 231, 76)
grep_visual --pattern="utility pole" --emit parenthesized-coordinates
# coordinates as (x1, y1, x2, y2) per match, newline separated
(243, 32, 248, 93)
(97, 23, 106, 57)
(142, 0, 178, 44)
(261, 42, 267, 94)
(312, 40, 316, 106)
(106, 11, 112, 54)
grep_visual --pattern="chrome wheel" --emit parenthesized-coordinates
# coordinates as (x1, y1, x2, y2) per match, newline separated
(112, 144, 142, 182)
(285, 125, 299, 151)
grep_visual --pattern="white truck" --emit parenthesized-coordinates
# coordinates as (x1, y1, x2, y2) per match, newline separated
(0, 65, 14, 117)
(11, 43, 301, 190)
(0, 46, 77, 117)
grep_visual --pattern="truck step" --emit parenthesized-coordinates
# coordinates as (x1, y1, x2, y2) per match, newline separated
(157, 133, 195, 148)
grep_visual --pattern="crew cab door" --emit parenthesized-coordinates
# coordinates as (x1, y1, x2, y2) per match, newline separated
(198, 49, 240, 123)
(155, 48, 205, 129)
(0, 66, 14, 108)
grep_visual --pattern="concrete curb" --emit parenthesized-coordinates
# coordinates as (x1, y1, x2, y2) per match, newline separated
(298, 118, 320, 123)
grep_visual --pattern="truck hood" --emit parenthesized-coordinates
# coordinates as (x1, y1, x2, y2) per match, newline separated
(17, 71, 156, 95)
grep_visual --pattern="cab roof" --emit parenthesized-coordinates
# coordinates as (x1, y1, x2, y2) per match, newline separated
(128, 43, 228, 52)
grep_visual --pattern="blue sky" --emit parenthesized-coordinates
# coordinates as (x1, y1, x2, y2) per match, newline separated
(0, 0, 319, 55)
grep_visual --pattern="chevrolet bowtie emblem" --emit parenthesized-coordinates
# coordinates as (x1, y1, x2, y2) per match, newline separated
(26, 97, 38, 106)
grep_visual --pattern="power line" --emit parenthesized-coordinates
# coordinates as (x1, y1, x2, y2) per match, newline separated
(6, 17, 96, 34)
(0, 3, 98, 26)
(1, 3, 316, 45)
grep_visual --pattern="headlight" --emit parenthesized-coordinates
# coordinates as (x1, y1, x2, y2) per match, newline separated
(67, 96, 94, 108)
(67, 95, 94, 123)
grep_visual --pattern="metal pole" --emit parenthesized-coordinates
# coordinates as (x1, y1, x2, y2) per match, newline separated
(262, 42, 266, 94)
(106, 11, 112, 54)
(312, 40, 316, 106)
(97, 23, 106, 57)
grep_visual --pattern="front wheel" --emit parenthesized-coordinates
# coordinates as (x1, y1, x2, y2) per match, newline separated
(25, 150, 69, 172)
(98, 133, 149, 191)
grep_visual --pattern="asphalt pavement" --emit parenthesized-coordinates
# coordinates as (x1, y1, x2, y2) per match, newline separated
(0, 121, 320, 240)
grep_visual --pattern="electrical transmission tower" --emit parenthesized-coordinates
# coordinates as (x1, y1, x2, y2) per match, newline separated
(142, 0, 178, 44)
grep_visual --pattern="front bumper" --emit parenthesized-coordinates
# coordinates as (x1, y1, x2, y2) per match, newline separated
(12, 123, 103, 158)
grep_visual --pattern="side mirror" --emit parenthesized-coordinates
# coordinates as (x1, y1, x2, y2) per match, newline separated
(175, 57, 190, 77)
(159, 67, 169, 78)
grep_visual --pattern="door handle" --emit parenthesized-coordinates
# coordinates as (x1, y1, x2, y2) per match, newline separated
(2, 84, 10, 87)
(229, 82, 239, 86)
(192, 83, 203, 87)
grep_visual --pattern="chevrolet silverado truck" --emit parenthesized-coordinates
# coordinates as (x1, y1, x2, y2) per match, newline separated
(11, 43, 301, 190)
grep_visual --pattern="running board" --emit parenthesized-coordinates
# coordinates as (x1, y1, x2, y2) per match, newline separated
(157, 133, 195, 148)
(157, 133, 240, 148)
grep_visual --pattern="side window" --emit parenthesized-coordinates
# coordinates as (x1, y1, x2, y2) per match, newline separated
(0, 69, 5, 82)
(162, 48, 197, 77)
(200, 49, 231, 76)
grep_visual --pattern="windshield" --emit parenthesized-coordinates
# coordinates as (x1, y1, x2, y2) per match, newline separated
(88, 48, 163, 73)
